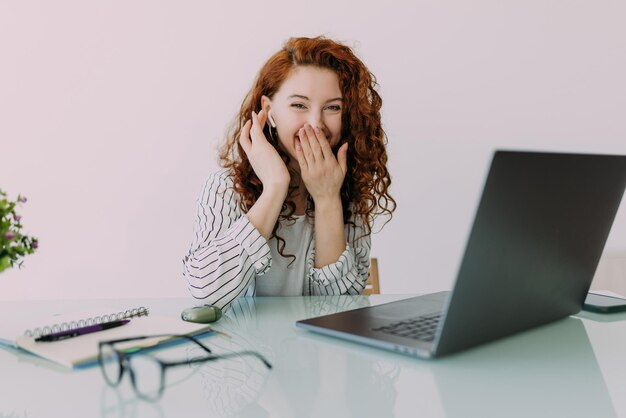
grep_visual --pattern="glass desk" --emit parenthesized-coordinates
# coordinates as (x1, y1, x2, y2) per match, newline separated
(1, 295, 625, 417)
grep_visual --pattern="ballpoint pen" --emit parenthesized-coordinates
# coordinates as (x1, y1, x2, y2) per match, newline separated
(34, 319, 131, 342)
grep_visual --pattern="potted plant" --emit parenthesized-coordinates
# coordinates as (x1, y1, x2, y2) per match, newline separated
(0, 189, 38, 272)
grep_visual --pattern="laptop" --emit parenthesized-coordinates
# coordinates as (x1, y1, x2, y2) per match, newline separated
(296, 150, 626, 358)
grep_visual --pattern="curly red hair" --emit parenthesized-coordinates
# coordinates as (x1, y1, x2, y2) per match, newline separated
(219, 36, 395, 255)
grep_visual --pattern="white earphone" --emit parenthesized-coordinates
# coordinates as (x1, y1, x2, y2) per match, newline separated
(267, 110, 277, 128)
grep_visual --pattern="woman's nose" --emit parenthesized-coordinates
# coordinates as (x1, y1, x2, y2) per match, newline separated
(307, 112, 324, 130)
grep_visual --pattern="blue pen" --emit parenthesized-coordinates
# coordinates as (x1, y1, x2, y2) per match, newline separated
(34, 319, 131, 342)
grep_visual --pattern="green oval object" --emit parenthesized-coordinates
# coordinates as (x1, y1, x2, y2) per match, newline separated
(181, 305, 222, 323)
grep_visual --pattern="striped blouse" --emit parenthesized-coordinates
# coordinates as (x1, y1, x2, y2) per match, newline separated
(182, 168, 372, 310)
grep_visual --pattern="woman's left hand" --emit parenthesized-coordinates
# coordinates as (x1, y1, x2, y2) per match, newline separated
(295, 124, 349, 203)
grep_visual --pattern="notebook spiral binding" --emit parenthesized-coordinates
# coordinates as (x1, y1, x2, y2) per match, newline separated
(24, 307, 150, 338)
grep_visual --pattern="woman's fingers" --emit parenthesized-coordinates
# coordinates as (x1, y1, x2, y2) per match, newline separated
(257, 108, 268, 128)
(314, 126, 335, 160)
(239, 119, 252, 153)
(250, 111, 262, 140)
(251, 110, 270, 141)
(337, 142, 348, 174)
(304, 125, 323, 161)
(295, 137, 308, 170)
(299, 124, 348, 173)
(298, 127, 316, 164)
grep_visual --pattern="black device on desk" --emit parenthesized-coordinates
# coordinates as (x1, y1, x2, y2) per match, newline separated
(583, 292, 626, 313)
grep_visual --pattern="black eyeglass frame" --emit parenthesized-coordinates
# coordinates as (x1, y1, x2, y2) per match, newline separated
(97, 333, 272, 401)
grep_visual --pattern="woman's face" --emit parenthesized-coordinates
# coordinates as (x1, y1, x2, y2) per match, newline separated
(262, 66, 343, 164)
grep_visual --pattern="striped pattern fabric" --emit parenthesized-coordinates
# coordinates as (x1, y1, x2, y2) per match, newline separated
(183, 168, 371, 310)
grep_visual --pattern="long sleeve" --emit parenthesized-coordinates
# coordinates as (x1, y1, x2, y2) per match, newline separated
(305, 213, 371, 295)
(182, 169, 272, 310)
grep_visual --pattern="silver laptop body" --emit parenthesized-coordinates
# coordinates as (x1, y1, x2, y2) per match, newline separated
(296, 150, 626, 358)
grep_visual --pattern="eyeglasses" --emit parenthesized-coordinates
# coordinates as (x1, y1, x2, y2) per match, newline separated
(98, 334, 272, 401)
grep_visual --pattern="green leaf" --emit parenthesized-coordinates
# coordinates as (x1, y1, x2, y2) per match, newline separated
(0, 255, 11, 273)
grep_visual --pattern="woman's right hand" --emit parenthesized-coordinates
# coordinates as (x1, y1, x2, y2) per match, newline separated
(239, 109, 290, 193)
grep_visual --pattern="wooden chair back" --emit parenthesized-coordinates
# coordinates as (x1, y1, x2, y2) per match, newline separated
(363, 257, 380, 295)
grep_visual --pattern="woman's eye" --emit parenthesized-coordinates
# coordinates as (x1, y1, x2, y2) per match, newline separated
(290, 103, 341, 111)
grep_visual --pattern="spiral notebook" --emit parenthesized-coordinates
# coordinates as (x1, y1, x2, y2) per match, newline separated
(3, 306, 215, 369)
(21, 306, 151, 338)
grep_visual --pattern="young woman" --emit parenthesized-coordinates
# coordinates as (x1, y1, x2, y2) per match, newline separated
(183, 36, 395, 310)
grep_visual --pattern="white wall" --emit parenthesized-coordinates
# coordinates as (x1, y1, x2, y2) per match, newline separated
(1, 0, 625, 300)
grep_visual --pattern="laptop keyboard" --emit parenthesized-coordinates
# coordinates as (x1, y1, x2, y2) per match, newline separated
(372, 313, 442, 342)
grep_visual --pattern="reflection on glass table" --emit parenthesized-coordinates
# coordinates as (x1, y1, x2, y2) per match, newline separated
(429, 317, 616, 418)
